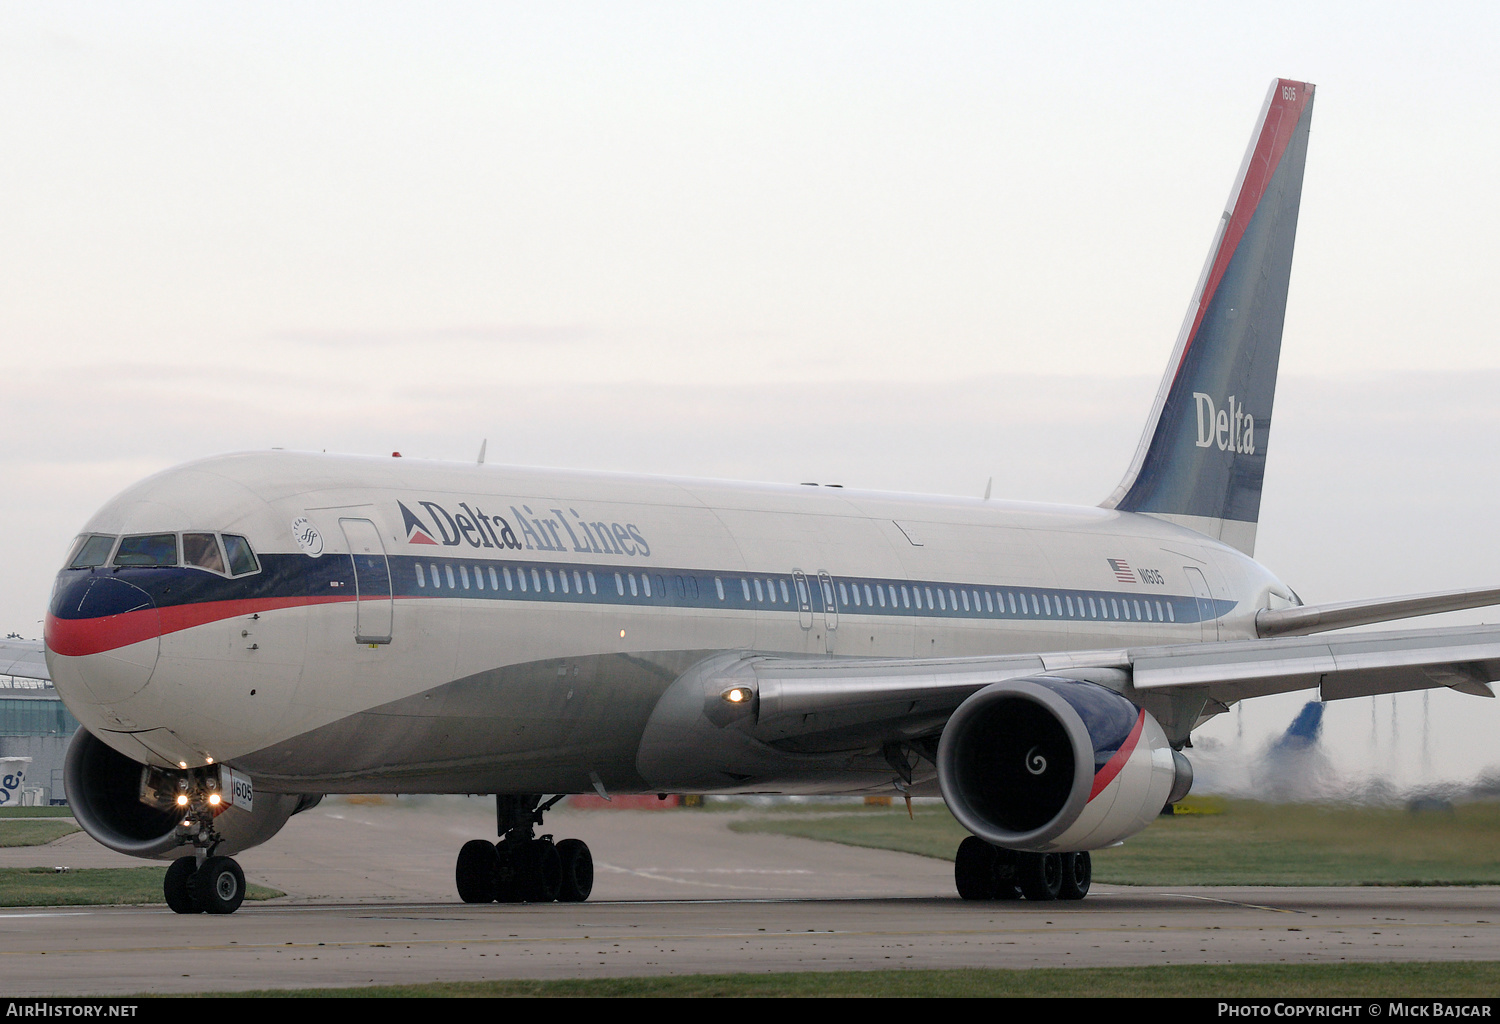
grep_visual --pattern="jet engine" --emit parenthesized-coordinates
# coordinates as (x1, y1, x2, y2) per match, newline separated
(64, 727, 317, 860)
(936, 676, 1191, 853)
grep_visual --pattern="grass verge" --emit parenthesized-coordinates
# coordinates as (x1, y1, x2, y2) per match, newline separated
(728, 799, 1500, 886)
(0, 866, 283, 907)
(0, 819, 81, 846)
(174, 961, 1500, 997)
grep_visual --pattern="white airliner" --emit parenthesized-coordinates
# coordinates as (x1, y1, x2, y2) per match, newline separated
(21, 78, 1500, 913)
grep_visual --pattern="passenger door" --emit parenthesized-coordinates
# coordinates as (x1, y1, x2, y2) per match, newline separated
(340, 518, 393, 644)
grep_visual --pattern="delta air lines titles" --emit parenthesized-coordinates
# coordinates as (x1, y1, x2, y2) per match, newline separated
(399, 500, 653, 559)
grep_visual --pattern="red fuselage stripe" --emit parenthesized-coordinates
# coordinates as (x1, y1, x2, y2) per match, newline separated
(45, 596, 354, 657)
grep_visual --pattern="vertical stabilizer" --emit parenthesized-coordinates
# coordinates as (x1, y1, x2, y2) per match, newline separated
(1102, 79, 1314, 556)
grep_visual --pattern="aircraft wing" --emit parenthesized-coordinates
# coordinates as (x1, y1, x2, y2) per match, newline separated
(699, 622, 1499, 753)
(0, 638, 48, 681)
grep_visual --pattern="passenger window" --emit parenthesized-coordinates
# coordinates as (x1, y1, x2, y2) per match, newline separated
(839, 583, 849, 606)
(863, 584, 874, 606)
(615, 572, 624, 596)
(642, 575, 652, 598)
(460, 565, 471, 590)
(877, 586, 886, 608)
(629, 574, 639, 597)
(753, 579, 764, 602)
(491, 567, 500, 590)
(741, 579, 751, 601)
(518, 568, 528, 592)
(587, 571, 597, 595)
(901, 586, 910, 609)
(531, 568, 542, 592)
(779, 579, 790, 603)
(960, 591, 969, 612)
(546, 569, 556, 593)
(446, 565, 457, 589)
(222, 535, 259, 576)
(431, 563, 440, 587)
(715, 577, 725, 601)
(1088, 596, 1097, 618)
(504, 567, 514, 591)
(575, 570, 584, 594)
(985, 592, 994, 614)
(937, 590, 946, 611)
(182, 533, 225, 573)
(559, 571, 568, 594)
(1167, 603, 1176, 622)
(924, 587, 934, 609)
(115, 534, 178, 567)
(474, 567, 484, 590)
(416, 563, 427, 588)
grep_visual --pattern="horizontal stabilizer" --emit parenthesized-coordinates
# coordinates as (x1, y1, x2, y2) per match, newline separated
(1255, 586, 1500, 638)
(0, 638, 48, 681)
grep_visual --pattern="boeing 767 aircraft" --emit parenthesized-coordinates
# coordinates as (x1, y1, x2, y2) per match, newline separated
(18, 78, 1500, 913)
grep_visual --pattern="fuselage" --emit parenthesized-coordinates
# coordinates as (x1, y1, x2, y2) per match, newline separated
(45, 450, 1291, 796)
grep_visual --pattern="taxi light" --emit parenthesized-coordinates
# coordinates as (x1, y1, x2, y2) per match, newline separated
(208, 793, 221, 806)
(723, 687, 749, 704)
(176, 794, 189, 807)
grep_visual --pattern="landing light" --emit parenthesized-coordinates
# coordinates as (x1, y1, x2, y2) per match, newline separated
(208, 793, 221, 807)
(178, 761, 188, 769)
(176, 794, 189, 807)
(723, 687, 750, 704)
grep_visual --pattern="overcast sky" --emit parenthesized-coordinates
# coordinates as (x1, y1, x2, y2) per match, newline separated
(3, 2, 1498, 791)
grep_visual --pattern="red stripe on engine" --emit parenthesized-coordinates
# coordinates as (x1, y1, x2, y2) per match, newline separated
(45, 595, 354, 657)
(1088, 709, 1146, 802)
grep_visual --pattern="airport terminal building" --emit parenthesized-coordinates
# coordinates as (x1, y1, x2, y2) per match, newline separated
(0, 673, 77, 804)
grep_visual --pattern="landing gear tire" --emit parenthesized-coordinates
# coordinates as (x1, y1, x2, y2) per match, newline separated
(1059, 851, 1091, 901)
(193, 856, 245, 915)
(1015, 852, 1062, 902)
(991, 847, 1023, 900)
(515, 839, 562, 903)
(164, 856, 202, 914)
(556, 838, 594, 903)
(456, 839, 500, 904)
(955, 836, 997, 900)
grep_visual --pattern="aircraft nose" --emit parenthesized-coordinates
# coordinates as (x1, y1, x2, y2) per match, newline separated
(45, 573, 162, 706)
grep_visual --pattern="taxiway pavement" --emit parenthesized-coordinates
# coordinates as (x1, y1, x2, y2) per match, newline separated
(2, 799, 1496, 995)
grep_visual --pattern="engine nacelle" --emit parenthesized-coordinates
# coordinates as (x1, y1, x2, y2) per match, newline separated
(936, 676, 1190, 853)
(64, 728, 315, 861)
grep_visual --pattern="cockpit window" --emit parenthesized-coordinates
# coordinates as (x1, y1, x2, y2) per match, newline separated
(182, 533, 226, 573)
(114, 534, 179, 567)
(222, 534, 259, 576)
(67, 535, 116, 569)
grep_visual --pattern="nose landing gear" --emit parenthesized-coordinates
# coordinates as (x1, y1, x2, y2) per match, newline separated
(454, 794, 594, 905)
(154, 770, 247, 915)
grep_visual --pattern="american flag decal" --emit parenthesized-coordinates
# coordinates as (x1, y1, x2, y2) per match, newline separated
(1108, 558, 1136, 584)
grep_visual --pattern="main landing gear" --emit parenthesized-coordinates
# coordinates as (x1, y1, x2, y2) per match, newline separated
(454, 794, 594, 905)
(954, 836, 1091, 902)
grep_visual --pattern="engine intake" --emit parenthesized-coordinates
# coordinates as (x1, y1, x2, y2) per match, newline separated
(937, 676, 1188, 853)
(64, 728, 314, 860)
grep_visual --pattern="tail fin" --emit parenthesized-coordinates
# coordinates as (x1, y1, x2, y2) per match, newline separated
(1102, 78, 1315, 556)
